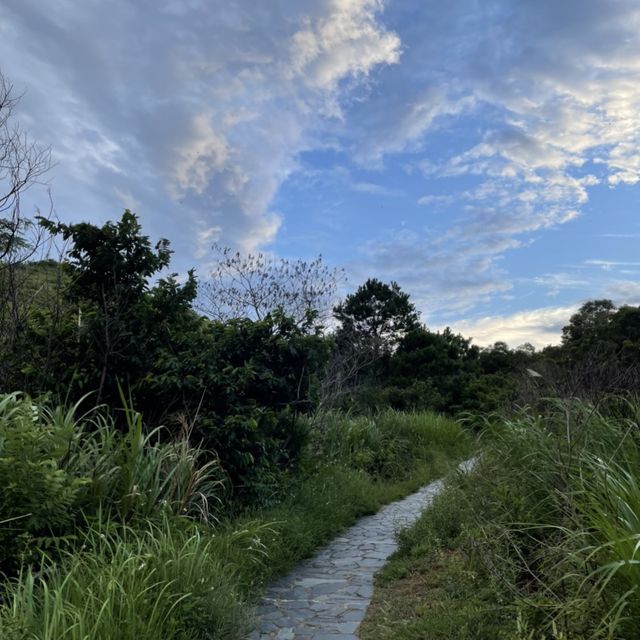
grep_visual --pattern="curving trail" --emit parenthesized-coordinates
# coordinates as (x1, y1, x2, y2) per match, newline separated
(247, 460, 474, 640)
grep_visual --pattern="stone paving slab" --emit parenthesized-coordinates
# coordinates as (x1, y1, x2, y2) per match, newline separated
(246, 459, 475, 640)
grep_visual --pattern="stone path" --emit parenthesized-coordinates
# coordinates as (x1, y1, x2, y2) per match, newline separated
(247, 460, 474, 640)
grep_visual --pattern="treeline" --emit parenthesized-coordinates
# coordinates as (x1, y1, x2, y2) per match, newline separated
(2, 210, 640, 493)
(351, 297, 640, 414)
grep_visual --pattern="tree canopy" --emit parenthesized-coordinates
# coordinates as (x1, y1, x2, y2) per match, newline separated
(333, 278, 419, 352)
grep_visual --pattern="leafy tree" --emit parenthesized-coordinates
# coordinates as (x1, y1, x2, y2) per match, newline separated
(610, 305, 640, 366)
(387, 327, 480, 411)
(333, 279, 419, 354)
(136, 308, 328, 490)
(38, 210, 180, 403)
(561, 299, 617, 358)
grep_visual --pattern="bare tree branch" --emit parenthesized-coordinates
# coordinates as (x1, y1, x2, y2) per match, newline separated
(198, 244, 345, 329)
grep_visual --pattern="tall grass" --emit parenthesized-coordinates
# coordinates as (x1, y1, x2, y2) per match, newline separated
(573, 454, 640, 637)
(361, 398, 640, 640)
(0, 395, 472, 639)
(306, 409, 470, 479)
(0, 516, 268, 640)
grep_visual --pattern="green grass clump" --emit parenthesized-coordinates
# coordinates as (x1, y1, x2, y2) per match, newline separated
(305, 409, 471, 480)
(0, 516, 266, 640)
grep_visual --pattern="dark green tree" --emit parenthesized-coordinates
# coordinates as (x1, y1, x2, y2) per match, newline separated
(561, 299, 617, 358)
(39, 210, 177, 402)
(333, 279, 419, 354)
(610, 305, 640, 366)
(387, 326, 482, 411)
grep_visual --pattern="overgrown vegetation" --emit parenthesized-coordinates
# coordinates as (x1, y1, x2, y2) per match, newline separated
(0, 394, 470, 638)
(360, 398, 640, 640)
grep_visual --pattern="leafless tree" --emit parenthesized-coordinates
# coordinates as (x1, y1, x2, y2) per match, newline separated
(199, 244, 344, 329)
(0, 70, 51, 262)
(317, 331, 382, 410)
(0, 69, 54, 383)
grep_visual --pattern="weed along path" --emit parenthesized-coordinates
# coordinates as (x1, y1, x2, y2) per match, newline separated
(247, 460, 475, 640)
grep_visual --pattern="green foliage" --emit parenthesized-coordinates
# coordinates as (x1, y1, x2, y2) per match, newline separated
(139, 310, 328, 491)
(362, 399, 640, 640)
(0, 516, 264, 640)
(575, 454, 640, 631)
(24, 212, 198, 406)
(0, 396, 472, 640)
(3, 212, 329, 491)
(306, 410, 469, 480)
(0, 394, 88, 573)
(0, 393, 226, 576)
(39, 210, 171, 303)
(562, 299, 617, 356)
(334, 278, 419, 355)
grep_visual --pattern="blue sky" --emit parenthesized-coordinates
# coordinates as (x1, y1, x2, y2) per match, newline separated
(2, 0, 640, 347)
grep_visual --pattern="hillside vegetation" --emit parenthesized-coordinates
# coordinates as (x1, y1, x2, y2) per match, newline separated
(1, 209, 639, 639)
(360, 398, 640, 640)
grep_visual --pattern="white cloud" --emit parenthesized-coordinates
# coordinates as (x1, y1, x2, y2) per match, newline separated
(446, 305, 578, 349)
(605, 280, 640, 306)
(171, 114, 230, 198)
(3, 0, 640, 332)
(289, 0, 400, 92)
(0, 0, 399, 259)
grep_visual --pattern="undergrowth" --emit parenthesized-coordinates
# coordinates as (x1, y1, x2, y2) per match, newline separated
(360, 397, 640, 640)
(0, 394, 472, 639)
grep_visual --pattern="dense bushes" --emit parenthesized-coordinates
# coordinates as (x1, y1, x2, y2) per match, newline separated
(2, 213, 330, 494)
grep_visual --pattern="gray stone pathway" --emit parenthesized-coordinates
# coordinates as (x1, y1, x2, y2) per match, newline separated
(247, 459, 475, 640)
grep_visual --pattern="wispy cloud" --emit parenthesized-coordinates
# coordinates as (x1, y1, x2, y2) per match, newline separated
(533, 272, 590, 297)
(600, 233, 640, 239)
(586, 260, 640, 271)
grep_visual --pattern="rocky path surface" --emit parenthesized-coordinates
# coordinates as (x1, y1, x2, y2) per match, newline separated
(247, 460, 474, 640)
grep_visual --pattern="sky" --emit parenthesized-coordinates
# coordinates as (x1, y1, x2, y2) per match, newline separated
(1, 0, 640, 348)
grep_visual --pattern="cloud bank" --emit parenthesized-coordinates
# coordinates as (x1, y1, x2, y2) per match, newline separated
(0, 0, 399, 256)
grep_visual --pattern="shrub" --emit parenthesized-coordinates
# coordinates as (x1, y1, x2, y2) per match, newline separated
(0, 394, 88, 573)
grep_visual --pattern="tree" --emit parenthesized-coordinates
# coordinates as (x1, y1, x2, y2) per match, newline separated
(561, 299, 617, 358)
(39, 210, 175, 402)
(333, 278, 419, 354)
(0, 69, 53, 380)
(610, 305, 640, 366)
(199, 244, 343, 330)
